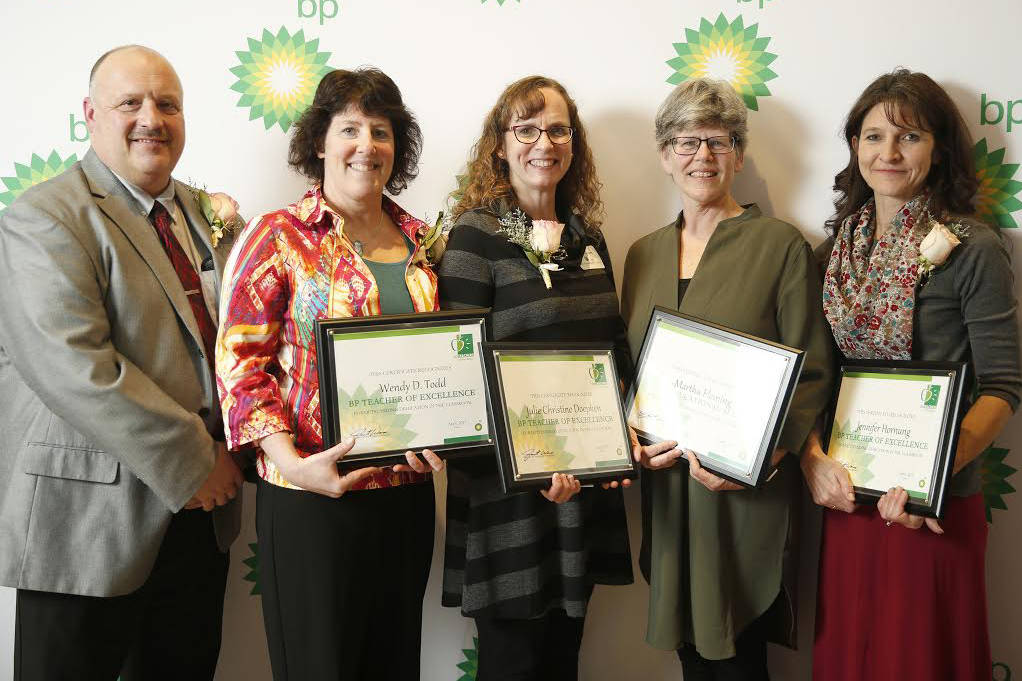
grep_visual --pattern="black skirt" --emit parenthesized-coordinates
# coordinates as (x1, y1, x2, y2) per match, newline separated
(256, 479, 435, 681)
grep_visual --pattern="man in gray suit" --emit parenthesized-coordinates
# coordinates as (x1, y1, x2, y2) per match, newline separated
(0, 45, 243, 680)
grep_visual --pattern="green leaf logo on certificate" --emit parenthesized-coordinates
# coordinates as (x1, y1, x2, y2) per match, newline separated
(316, 310, 495, 468)
(452, 333, 475, 356)
(826, 360, 967, 518)
(483, 343, 636, 493)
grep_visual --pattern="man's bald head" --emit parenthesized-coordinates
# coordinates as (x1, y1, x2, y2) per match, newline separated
(84, 46, 185, 196)
(88, 45, 180, 99)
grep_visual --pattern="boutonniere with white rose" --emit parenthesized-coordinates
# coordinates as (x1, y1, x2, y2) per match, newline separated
(497, 208, 566, 289)
(917, 221, 969, 284)
(189, 187, 243, 247)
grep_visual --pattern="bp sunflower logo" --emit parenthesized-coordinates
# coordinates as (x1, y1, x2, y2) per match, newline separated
(974, 138, 1022, 228)
(230, 27, 334, 132)
(242, 542, 261, 595)
(0, 151, 79, 209)
(456, 636, 478, 680)
(666, 13, 778, 111)
(981, 445, 1017, 523)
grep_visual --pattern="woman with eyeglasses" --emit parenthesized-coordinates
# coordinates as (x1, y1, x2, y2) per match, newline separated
(620, 78, 834, 679)
(438, 75, 633, 680)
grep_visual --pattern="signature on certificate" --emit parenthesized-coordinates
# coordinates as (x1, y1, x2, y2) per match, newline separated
(347, 426, 389, 438)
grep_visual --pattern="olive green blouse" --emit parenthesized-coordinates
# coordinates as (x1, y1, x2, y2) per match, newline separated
(620, 205, 835, 659)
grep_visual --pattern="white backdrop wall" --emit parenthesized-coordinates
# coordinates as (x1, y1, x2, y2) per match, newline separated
(1, 0, 1020, 678)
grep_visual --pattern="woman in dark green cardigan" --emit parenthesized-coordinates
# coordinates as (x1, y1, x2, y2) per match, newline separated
(620, 78, 834, 679)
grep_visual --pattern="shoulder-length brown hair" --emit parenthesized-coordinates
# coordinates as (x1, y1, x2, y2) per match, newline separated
(452, 76, 604, 228)
(827, 68, 977, 234)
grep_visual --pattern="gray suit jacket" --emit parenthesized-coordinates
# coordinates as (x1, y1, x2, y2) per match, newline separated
(0, 149, 241, 597)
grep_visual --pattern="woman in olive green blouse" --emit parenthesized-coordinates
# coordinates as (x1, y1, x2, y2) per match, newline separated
(620, 78, 834, 679)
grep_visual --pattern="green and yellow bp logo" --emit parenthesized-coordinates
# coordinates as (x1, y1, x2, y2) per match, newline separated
(0, 151, 78, 209)
(666, 13, 778, 111)
(456, 636, 479, 680)
(589, 363, 607, 384)
(982, 445, 1017, 522)
(974, 138, 1022, 228)
(242, 542, 260, 595)
(230, 27, 334, 132)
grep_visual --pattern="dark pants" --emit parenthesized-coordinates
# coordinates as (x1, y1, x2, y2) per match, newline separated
(257, 478, 435, 681)
(475, 609, 586, 681)
(676, 610, 771, 681)
(14, 509, 229, 681)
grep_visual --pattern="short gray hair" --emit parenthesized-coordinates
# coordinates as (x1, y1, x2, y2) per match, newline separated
(655, 78, 748, 153)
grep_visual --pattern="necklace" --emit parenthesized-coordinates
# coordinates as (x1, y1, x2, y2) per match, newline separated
(348, 210, 385, 258)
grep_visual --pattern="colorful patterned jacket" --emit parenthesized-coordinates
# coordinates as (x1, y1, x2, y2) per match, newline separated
(216, 187, 438, 490)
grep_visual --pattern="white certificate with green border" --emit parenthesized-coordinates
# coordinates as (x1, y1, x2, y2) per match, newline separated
(316, 311, 493, 467)
(626, 308, 804, 487)
(826, 362, 965, 517)
(485, 345, 635, 492)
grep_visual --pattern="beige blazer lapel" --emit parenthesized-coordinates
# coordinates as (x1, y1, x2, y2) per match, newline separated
(81, 150, 205, 353)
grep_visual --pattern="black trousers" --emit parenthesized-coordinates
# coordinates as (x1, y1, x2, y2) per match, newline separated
(676, 609, 771, 681)
(257, 478, 435, 681)
(14, 509, 229, 681)
(474, 609, 586, 681)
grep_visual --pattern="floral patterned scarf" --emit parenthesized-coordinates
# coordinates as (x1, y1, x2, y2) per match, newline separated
(822, 193, 935, 360)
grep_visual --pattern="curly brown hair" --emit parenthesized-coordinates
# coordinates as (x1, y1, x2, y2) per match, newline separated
(827, 68, 977, 234)
(452, 76, 604, 228)
(288, 67, 422, 194)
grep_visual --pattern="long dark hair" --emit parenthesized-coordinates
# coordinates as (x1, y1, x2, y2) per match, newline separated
(827, 69, 977, 234)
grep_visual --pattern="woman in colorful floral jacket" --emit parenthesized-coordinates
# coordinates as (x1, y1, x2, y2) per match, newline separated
(216, 67, 443, 681)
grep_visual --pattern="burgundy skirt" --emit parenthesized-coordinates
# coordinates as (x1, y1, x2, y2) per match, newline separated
(813, 493, 990, 681)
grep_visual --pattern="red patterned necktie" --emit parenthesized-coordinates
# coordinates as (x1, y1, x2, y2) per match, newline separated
(147, 201, 218, 372)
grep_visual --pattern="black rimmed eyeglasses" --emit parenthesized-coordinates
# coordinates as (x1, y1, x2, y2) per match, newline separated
(669, 135, 736, 155)
(508, 125, 574, 145)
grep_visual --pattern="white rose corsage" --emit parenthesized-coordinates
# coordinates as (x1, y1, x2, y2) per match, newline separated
(497, 208, 566, 289)
(917, 221, 969, 284)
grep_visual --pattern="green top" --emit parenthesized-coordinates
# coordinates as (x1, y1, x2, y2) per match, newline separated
(363, 234, 414, 315)
(620, 205, 835, 659)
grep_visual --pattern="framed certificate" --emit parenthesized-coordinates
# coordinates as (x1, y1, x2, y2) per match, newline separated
(482, 343, 636, 493)
(625, 307, 805, 487)
(316, 309, 494, 470)
(825, 360, 967, 519)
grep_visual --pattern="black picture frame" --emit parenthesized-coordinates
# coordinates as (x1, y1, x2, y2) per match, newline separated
(823, 359, 968, 519)
(625, 306, 805, 488)
(482, 342, 637, 494)
(316, 308, 495, 470)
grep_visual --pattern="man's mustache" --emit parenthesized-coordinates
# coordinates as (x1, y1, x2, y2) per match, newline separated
(128, 128, 170, 142)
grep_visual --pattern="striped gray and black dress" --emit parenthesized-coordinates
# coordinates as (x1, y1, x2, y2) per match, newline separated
(438, 205, 633, 620)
